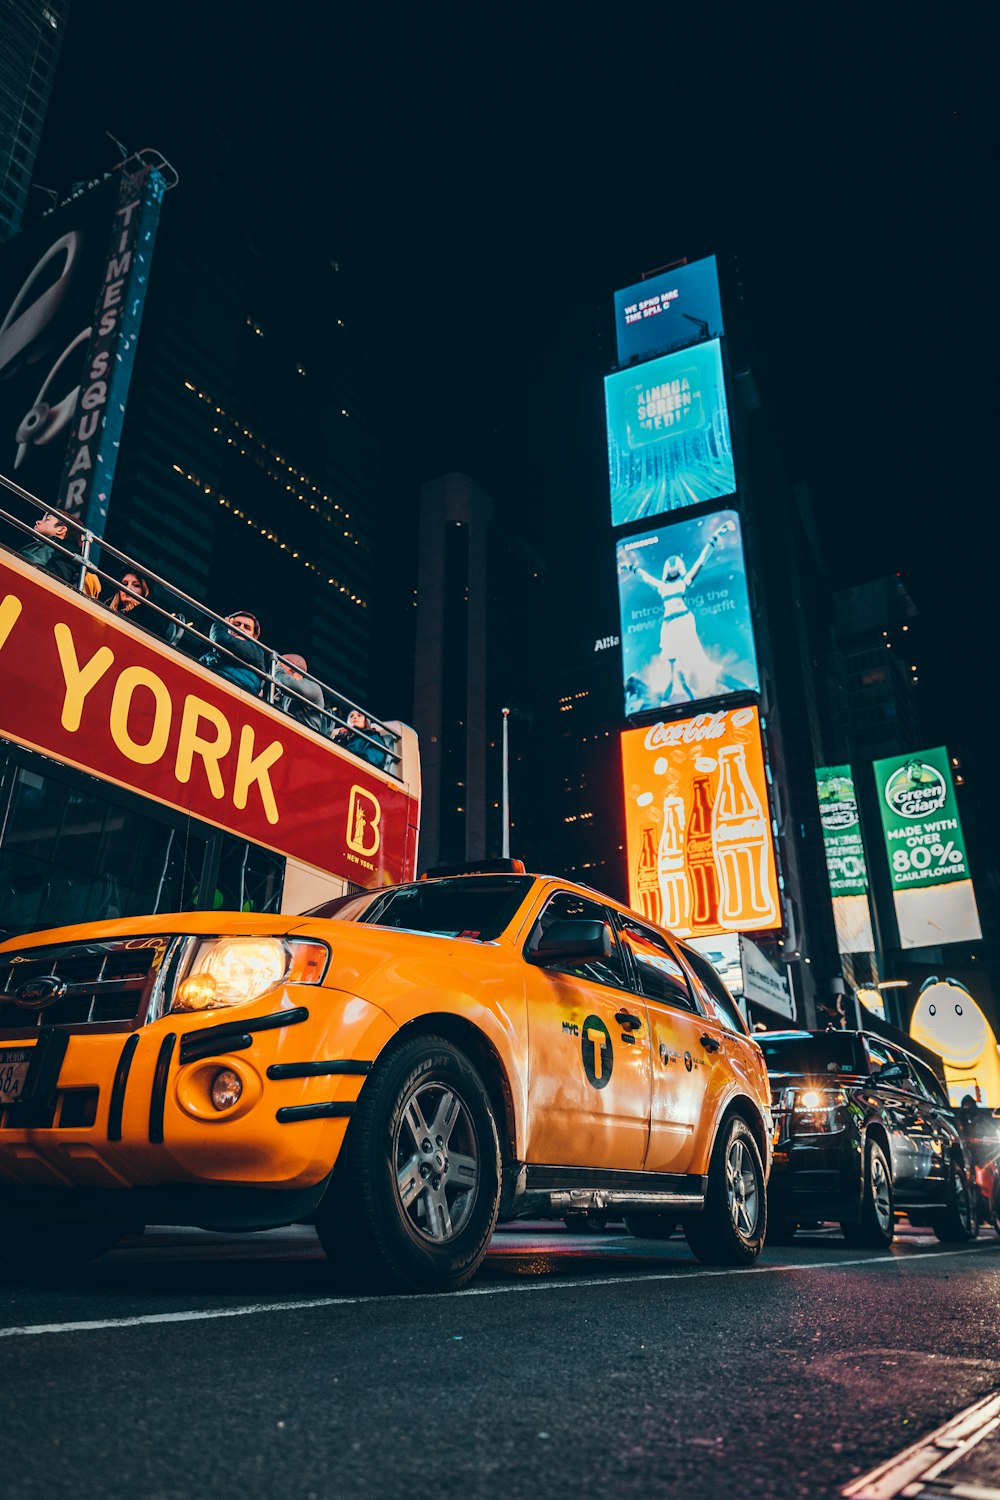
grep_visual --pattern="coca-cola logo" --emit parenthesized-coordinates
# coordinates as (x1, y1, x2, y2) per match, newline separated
(644, 711, 727, 750)
(643, 707, 753, 750)
(884, 762, 947, 820)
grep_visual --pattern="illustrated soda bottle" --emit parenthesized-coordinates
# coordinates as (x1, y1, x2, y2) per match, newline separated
(686, 772, 719, 930)
(657, 795, 691, 935)
(635, 823, 662, 924)
(711, 745, 778, 928)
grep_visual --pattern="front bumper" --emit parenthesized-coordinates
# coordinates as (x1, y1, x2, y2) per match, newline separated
(0, 986, 395, 1210)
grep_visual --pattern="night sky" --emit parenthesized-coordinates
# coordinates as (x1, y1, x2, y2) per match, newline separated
(33, 2, 997, 764)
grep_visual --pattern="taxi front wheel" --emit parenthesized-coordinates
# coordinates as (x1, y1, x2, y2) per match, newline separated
(684, 1116, 767, 1266)
(317, 1034, 502, 1294)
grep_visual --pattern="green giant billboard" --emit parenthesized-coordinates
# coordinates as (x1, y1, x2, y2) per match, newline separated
(873, 746, 981, 949)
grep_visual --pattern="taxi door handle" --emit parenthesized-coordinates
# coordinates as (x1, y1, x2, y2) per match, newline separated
(700, 1033, 722, 1053)
(615, 1009, 642, 1031)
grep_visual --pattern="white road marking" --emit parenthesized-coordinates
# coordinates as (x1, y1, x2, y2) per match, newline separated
(842, 1390, 1000, 1499)
(0, 1241, 995, 1341)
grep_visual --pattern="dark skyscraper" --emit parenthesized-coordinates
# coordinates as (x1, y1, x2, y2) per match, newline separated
(95, 108, 378, 705)
(0, 0, 70, 242)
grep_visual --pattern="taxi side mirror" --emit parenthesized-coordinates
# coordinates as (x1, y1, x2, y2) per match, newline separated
(526, 919, 607, 964)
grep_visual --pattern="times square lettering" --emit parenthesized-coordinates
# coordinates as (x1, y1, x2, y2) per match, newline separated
(62, 198, 141, 516)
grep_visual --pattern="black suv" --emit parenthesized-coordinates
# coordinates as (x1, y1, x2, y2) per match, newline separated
(762, 1030, 977, 1249)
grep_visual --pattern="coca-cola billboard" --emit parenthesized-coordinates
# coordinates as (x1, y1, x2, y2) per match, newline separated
(621, 705, 781, 940)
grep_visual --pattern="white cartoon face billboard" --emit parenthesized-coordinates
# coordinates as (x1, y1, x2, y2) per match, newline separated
(909, 977, 1000, 1106)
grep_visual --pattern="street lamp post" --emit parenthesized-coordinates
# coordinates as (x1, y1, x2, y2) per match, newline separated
(501, 707, 511, 859)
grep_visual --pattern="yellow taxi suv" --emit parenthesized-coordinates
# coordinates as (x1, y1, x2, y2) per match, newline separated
(0, 869, 772, 1292)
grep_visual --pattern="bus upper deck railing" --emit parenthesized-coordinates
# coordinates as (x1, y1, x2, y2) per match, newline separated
(0, 471, 402, 778)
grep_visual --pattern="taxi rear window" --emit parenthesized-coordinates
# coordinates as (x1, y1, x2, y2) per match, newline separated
(308, 877, 533, 941)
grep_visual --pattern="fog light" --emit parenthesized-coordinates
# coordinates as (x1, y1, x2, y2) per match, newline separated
(210, 1068, 243, 1111)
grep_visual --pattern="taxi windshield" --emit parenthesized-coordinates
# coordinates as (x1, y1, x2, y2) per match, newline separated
(307, 876, 533, 941)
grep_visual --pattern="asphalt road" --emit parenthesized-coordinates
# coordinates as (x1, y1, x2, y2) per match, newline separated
(1, 1221, 998, 1500)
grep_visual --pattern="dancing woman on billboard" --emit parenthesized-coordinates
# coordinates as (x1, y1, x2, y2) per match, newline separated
(622, 519, 735, 702)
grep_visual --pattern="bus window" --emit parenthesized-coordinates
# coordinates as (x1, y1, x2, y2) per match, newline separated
(0, 763, 208, 937)
(213, 836, 284, 914)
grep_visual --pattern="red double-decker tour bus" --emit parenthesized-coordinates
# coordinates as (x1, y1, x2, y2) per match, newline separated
(0, 483, 420, 942)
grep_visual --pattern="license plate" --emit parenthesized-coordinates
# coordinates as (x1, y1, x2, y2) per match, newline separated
(0, 1048, 32, 1105)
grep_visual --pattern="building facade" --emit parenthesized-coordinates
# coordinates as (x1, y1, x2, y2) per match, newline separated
(0, 0, 69, 242)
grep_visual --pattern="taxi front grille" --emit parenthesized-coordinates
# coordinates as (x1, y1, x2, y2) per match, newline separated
(0, 941, 169, 1032)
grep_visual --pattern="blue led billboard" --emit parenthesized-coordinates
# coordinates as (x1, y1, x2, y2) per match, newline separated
(617, 509, 758, 714)
(605, 339, 735, 527)
(614, 255, 724, 365)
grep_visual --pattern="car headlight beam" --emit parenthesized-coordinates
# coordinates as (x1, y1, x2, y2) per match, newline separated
(171, 936, 328, 1013)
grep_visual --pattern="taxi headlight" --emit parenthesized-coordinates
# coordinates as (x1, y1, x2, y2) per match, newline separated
(171, 937, 329, 1013)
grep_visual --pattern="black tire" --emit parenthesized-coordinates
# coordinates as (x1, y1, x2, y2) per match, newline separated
(766, 1213, 799, 1245)
(0, 1221, 131, 1271)
(316, 1034, 502, 1294)
(622, 1213, 678, 1241)
(930, 1158, 978, 1244)
(841, 1140, 894, 1249)
(684, 1115, 766, 1266)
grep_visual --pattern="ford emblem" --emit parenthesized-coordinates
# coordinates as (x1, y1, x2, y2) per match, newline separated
(13, 976, 66, 1009)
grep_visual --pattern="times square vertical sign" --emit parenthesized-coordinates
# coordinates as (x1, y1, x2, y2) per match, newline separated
(0, 162, 166, 536)
(57, 164, 166, 535)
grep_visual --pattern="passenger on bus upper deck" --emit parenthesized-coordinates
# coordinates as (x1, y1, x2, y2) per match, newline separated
(332, 709, 394, 771)
(274, 653, 327, 734)
(17, 511, 76, 586)
(199, 610, 267, 696)
(107, 569, 167, 636)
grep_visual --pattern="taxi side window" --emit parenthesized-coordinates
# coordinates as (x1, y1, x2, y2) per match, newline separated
(617, 917, 695, 1011)
(527, 891, 628, 990)
(681, 944, 748, 1035)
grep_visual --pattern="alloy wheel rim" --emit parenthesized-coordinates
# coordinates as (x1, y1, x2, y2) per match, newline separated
(871, 1153, 892, 1229)
(393, 1079, 479, 1243)
(726, 1137, 760, 1239)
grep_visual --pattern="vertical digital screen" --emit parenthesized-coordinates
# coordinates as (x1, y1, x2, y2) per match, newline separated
(0, 176, 120, 506)
(617, 509, 758, 715)
(621, 705, 780, 940)
(605, 339, 735, 527)
(614, 255, 724, 365)
(873, 745, 982, 949)
(816, 765, 875, 956)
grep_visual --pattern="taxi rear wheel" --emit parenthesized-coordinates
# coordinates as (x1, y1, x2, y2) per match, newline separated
(684, 1115, 766, 1266)
(623, 1213, 678, 1240)
(317, 1034, 502, 1294)
(0, 1221, 131, 1271)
